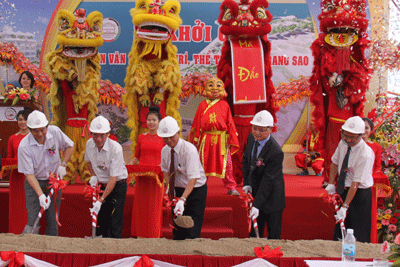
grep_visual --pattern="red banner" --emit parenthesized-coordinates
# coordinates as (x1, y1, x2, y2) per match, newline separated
(230, 37, 266, 104)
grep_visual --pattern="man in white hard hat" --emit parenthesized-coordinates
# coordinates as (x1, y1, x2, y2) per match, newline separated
(242, 110, 285, 239)
(158, 116, 207, 240)
(84, 115, 128, 238)
(18, 110, 74, 235)
(325, 116, 374, 242)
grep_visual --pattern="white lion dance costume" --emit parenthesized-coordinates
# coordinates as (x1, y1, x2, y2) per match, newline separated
(124, 0, 182, 155)
(46, 8, 103, 183)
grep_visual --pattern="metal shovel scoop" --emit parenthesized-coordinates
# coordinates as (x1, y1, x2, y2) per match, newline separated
(174, 210, 194, 228)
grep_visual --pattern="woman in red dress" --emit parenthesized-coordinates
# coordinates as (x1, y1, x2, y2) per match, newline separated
(7, 107, 32, 234)
(362, 118, 389, 186)
(130, 106, 165, 238)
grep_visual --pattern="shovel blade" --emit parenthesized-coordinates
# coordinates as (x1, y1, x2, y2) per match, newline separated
(84, 235, 102, 239)
(22, 225, 40, 235)
(174, 215, 194, 228)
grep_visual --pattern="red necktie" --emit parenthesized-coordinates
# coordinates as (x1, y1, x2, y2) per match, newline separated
(168, 149, 175, 200)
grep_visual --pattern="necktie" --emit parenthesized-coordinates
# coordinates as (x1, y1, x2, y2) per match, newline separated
(251, 141, 260, 167)
(337, 146, 351, 195)
(168, 149, 175, 200)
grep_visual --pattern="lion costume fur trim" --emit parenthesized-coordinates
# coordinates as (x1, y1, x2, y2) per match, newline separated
(124, 0, 182, 155)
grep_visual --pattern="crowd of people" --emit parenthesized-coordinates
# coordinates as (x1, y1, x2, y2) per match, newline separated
(1, 71, 388, 243)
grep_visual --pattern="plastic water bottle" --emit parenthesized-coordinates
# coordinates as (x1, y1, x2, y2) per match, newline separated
(342, 229, 356, 262)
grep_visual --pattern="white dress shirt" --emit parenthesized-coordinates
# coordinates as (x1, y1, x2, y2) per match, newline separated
(84, 138, 128, 183)
(18, 125, 74, 180)
(161, 138, 207, 188)
(331, 139, 374, 189)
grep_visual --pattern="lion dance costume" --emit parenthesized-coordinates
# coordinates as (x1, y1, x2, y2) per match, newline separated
(124, 0, 182, 155)
(46, 9, 103, 183)
(217, 0, 279, 183)
(310, 0, 371, 183)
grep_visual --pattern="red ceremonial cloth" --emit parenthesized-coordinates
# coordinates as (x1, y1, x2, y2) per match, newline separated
(18, 252, 375, 267)
(128, 165, 164, 238)
(187, 99, 239, 178)
(1, 158, 28, 234)
(230, 37, 266, 104)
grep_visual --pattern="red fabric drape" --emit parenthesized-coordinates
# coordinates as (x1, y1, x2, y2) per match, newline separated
(19, 253, 376, 267)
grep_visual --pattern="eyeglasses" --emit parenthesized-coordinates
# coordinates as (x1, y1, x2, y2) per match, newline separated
(341, 132, 360, 142)
(252, 125, 270, 133)
(30, 127, 47, 135)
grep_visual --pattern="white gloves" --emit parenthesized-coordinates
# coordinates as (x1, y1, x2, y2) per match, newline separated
(56, 165, 67, 179)
(174, 199, 185, 216)
(89, 176, 98, 187)
(249, 206, 259, 220)
(335, 207, 347, 222)
(39, 194, 50, 210)
(242, 185, 252, 194)
(90, 200, 102, 214)
(325, 184, 336, 195)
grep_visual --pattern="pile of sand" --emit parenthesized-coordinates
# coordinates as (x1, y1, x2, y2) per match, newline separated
(0, 233, 384, 259)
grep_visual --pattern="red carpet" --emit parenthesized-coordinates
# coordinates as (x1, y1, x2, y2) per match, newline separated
(0, 174, 335, 240)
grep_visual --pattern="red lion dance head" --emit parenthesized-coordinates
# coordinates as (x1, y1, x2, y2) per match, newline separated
(218, 0, 272, 37)
(319, 0, 368, 38)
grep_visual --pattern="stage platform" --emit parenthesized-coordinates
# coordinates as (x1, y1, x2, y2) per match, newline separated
(0, 174, 335, 240)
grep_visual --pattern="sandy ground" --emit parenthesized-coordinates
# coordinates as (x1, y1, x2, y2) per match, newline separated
(0, 233, 385, 258)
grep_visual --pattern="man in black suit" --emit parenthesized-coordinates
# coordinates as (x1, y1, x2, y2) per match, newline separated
(242, 110, 285, 239)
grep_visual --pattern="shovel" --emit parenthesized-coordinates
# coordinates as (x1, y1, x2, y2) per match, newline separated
(249, 201, 260, 238)
(23, 192, 53, 234)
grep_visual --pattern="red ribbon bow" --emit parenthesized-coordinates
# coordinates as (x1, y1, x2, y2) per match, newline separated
(239, 192, 255, 233)
(322, 193, 343, 206)
(0, 251, 25, 267)
(239, 192, 254, 208)
(48, 173, 68, 226)
(133, 255, 154, 267)
(84, 184, 103, 200)
(163, 195, 180, 209)
(254, 245, 283, 258)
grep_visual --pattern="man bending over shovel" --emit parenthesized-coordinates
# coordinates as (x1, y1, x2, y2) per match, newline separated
(158, 116, 208, 240)
(18, 111, 74, 235)
(85, 115, 128, 238)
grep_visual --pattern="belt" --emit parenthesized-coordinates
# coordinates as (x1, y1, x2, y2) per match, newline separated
(344, 187, 371, 191)
(99, 179, 126, 186)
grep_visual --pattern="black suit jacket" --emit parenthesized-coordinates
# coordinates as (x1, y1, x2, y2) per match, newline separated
(242, 133, 285, 213)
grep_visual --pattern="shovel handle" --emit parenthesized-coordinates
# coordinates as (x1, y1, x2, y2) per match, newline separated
(30, 213, 42, 234)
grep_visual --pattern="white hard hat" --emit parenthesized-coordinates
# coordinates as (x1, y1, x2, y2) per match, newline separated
(27, 110, 49, 129)
(342, 116, 364, 134)
(157, 116, 180, 138)
(250, 110, 274, 127)
(89, 115, 111, 133)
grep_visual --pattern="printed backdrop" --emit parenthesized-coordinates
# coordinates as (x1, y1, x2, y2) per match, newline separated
(2, 0, 371, 150)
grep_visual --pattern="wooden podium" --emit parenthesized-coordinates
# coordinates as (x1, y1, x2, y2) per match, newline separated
(0, 98, 38, 168)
